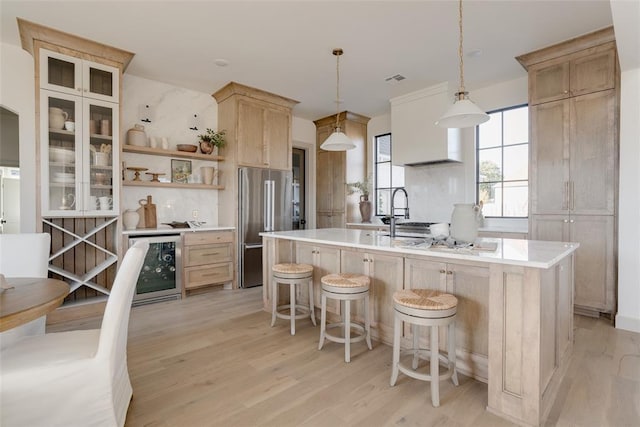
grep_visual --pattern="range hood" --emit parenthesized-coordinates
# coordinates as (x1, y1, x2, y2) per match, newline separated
(390, 82, 462, 166)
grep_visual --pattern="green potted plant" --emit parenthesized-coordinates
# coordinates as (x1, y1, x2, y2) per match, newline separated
(197, 128, 226, 154)
(347, 176, 372, 223)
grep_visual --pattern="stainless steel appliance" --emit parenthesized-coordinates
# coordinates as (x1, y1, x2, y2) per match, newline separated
(239, 167, 293, 288)
(128, 234, 182, 304)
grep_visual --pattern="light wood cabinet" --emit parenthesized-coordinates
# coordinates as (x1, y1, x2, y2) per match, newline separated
(19, 19, 134, 313)
(524, 42, 616, 105)
(531, 214, 615, 313)
(295, 242, 341, 315)
(341, 249, 404, 342)
(519, 27, 619, 316)
(405, 256, 490, 379)
(314, 111, 369, 228)
(213, 82, 298, 171)
(182, 231, 235, 296)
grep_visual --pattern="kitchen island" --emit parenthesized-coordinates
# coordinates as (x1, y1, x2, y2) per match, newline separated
(260, 228, 578, 426)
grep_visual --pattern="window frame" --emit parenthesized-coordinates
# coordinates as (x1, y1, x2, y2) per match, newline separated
(373, 133, 404, 217)
(475, 103, 529, 219)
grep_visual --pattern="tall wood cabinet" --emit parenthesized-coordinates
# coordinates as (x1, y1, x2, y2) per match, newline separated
(19, 19, 134, 309)
(314, 111, 370, 228)
(213, 82, 298, 288)
(517, 27, 619, 316)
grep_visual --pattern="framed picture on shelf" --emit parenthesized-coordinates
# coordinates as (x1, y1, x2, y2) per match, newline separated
(171, 159, 191, 183)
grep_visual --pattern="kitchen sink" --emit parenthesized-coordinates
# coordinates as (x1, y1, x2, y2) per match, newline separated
(379, 232, 430, 239)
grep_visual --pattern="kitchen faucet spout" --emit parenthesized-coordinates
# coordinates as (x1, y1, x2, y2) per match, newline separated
(390, 187, 409, 238)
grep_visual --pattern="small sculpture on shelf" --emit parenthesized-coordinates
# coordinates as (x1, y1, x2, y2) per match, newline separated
(197, 128, 226, 155)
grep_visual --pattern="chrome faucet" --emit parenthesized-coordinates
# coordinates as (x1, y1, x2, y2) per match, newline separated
(389, 187, 409, 238)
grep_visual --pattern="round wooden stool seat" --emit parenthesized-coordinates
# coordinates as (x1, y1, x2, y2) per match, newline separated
(390, 288, 459, 407)
(318, 273, 372, 363)
(393, 289, 458, 318)
(271, 263, 315, 336)
(273, 263, 314, 278)
(321, 273, 370, 294)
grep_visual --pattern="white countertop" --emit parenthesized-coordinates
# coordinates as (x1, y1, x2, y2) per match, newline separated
(260, 228, 578, 269)
(123, 226, 235, 236)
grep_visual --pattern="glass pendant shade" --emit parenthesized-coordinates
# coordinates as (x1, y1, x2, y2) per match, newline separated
(320, 127, 355, 151)
(436, 97, 489, 128)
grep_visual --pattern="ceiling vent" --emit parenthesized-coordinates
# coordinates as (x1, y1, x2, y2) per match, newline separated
(385, 74, 406, 84)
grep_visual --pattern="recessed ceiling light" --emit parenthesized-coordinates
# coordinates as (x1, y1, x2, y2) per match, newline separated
(214, 59, 229, 67)
(467, 49, 482, 58)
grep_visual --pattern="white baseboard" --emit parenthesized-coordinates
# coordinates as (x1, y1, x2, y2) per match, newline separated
(615, 313, 640, 333)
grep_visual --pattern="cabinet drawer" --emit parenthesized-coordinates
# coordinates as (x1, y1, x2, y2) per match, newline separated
(183, 231, 234, 245)
(184, 243, 232, 267)
(185, 263, 233, 289)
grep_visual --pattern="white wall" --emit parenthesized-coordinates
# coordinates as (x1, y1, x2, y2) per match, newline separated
(0, 43, 36, 232)
(369, 77, 528, 226)
(615, 67, 640, 333)
(121, 75, 219, 225)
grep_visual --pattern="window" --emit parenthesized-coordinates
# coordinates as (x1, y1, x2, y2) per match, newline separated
(374, 133, 405, 216)
(476, 105, 529, 217)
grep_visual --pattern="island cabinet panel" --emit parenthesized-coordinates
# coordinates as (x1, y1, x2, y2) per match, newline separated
(405, 256, 490, 382)
(487, 255, 574, 426)
(340, 249, 404, 342)
(294, 242, 341, 315)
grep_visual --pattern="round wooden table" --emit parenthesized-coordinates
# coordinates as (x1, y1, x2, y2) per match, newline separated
(0, 278, 69, 332)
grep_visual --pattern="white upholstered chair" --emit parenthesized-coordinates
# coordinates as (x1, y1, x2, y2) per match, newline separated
(0, 232, 51, 345)
(0, 240, 149, 427)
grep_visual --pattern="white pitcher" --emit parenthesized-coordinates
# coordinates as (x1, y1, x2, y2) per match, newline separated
(450, 203, 483, 243)
(49, 107, 68, 130)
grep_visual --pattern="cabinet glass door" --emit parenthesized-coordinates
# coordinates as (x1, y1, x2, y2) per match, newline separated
(40, 49, 82, 97)
(40, 49, 119, 103)
(83, 99, 119, 215)
(83, 61, 119, 103)
(41, 91, 82, 216)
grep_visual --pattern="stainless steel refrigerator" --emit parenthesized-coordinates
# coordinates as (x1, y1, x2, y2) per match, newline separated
(239, 167, 293, 288)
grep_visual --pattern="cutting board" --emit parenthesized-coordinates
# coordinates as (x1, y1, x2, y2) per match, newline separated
(138, 195, 157, 228)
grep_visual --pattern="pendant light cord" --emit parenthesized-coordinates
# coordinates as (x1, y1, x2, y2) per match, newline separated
(458, 0, 465, 96)
(335, 50, 341, 130)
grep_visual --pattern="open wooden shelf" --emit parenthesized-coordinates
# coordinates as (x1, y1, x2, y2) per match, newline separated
(122, 144, 224, 161)
(123, 180, 224, 190)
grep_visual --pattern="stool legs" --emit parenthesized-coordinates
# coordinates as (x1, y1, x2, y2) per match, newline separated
(308, 279, 316, 326)
(290, 282, 296, 335)
(344, 300, 351, 362)
(390, 314, 401, 386)
(270, 279, 278, 327)
(430, 325, 440, 407)
(449, 320, 459, 386)
(364, 293, 372, 350)
(318, 293, 327, 350)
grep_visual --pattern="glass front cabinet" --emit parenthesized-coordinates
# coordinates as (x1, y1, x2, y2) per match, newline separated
(40, 90, 119, 217)
(39, 48, 119, 103)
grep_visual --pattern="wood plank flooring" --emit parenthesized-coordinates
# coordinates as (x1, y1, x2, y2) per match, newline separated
(49, 287, 640, 427)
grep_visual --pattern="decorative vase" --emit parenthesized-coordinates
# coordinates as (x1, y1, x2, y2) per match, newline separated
(199, 140, 214, 154)
(450, 203, 483, 243)
(201, 166, 215, 185)
(123, 209, 140, 230)
(359, 195, 372, 223)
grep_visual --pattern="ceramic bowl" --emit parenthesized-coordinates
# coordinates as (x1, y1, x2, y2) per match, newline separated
(176, 144, 198, 153)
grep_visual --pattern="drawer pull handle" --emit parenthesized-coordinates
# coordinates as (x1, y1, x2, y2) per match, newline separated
(200, 273, 220, 277)
(200, 252, 222, 257)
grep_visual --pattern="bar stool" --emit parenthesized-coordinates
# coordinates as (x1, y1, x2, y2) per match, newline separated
(318, 273, 372, 362)
(390, 288, 459, 407)
(271, 263, 316, 335)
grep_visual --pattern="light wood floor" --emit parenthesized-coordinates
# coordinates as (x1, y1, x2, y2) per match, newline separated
(49, 287, 640, 427)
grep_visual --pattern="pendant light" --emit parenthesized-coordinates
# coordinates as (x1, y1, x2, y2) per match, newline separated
(436, 0, 489, 128)
(321, 48, 356, 151)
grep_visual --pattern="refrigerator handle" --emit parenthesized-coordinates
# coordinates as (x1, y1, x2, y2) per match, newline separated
(264, 180, 272, 232)
(270, 180, 276, 231)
